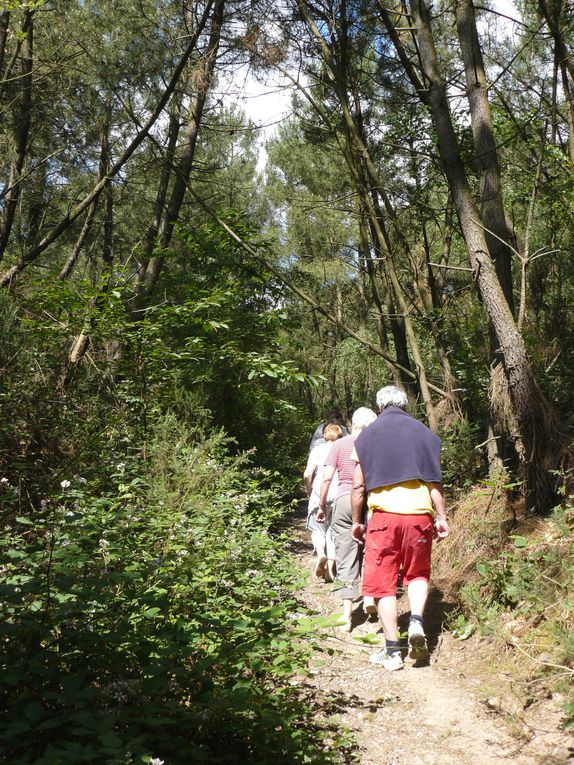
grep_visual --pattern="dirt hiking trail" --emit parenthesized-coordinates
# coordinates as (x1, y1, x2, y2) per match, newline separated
(289, 516, 572, 765)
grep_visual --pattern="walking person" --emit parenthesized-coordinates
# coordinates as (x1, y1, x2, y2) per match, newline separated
(304, 423, 342, 580)
(308, 409, 349, 453)
(317, 407, 378, 632)
(350, 386, 449, 669)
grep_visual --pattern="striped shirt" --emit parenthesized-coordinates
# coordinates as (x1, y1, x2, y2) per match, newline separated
(325, 435, 357, 499)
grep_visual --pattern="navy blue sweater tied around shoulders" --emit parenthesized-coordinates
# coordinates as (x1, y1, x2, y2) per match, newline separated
(354, 407, 442, 492)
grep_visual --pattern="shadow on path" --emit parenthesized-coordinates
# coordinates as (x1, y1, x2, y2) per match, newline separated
(397, 585, 456, 657)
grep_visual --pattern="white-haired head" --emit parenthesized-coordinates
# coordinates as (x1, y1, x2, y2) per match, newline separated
(351, 406, 377, 434)
(376, 385, 408, 411)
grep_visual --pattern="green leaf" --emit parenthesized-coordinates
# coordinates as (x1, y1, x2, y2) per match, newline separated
(142, 607, 161, 617)
(353, 633, 381, 645)
(99, 732, 123, 748)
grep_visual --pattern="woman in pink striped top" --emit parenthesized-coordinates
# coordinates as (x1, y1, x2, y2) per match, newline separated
(317, 407, 377, 632)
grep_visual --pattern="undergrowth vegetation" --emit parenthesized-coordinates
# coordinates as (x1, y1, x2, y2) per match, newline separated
(435, 485, 574, 728)
(0, 418, 350, 764)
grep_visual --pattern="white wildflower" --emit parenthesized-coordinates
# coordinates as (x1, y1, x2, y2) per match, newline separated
(60, 480, 71, 489)
(149, 757, 165, 765)
(0, 477, 9, 484)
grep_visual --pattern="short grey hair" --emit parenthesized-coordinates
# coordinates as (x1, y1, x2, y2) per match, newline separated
(351, 406, 377, 432)
(376, 385, 408, 411)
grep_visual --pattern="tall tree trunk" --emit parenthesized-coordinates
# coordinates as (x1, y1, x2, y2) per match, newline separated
(0, 11, 9, 79)
(0, 8, 31, 107)
(357, 202, 403, 385)
(539, 0, 574, 163)
(137, 0, 225, 292)
(101, 119, 114, 265)
(59, 198, 100, 280)
(0, 12, 32, 262)
(455, 0, 515, 312)
(400, 0, 560, 510)
(134, 93, 182, 294)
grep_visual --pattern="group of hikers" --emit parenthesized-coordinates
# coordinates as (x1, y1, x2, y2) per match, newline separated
(304, 385, 449, 671)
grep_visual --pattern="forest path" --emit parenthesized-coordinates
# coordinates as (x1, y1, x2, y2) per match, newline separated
(288, 514, 569, 765)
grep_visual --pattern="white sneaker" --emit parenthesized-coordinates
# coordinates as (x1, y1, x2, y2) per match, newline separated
(369, 650, 404, 671)
(408, 620, 429, 661)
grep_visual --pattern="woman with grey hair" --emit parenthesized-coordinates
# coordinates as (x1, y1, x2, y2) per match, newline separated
(317, 406, 378, 632)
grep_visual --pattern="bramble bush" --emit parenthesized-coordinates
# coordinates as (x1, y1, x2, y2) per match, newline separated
(0, 417, 348, 764)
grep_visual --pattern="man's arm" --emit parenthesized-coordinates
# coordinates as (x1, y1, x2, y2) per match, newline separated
(351, 462, 367, 543)
(429, 482, 449, 539)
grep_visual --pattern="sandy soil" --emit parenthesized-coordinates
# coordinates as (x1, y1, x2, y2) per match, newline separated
(289, 516, 573, 765)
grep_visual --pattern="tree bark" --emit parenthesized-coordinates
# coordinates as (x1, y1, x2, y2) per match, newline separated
(357, 200, 404, 385)
(0, 8, 31, 107)
(101, 119, 114, 265)
(400, 0, 560, 510)
(0, 11, 9, 79)
(455, 0, 515, 312)
(134, 92, 182, 289)
(0, 12, 32, 262)
(137, 0, 225, 293)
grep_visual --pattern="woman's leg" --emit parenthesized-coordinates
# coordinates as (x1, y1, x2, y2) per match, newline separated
(331, 495, 361, 628)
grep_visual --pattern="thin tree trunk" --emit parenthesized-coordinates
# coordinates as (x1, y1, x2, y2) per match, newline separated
(559, 60, 574, 165)
(135, 92, 182, 290)
(357, 202, 402, 385)
(0, 12, 32, 262)
(69, 271, 113, 364)
(59, 196, 100, 280)
(0, 11, 10, 79)
(138, 0, 225, 292)
(298, 0, 438, 428)
(417, 234, 463, 412)
(539, 0, 574, 163)
(60, 111, 114, 279)
(101, 119, 113, 265)
(0, 8, 31, 107)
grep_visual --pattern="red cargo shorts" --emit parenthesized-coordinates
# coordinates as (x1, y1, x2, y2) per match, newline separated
(362, 511, 433, 598)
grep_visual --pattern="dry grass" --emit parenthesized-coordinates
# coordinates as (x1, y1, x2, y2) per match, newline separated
(433, 480, 515, 596)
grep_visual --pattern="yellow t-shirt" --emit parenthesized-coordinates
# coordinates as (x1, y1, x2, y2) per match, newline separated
(367, 479, 434, 517)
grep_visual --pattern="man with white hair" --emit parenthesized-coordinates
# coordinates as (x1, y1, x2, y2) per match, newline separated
(350, 386, 449, 670)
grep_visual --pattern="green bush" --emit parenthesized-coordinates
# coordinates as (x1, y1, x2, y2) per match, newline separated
(0, 417, 345, 765)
